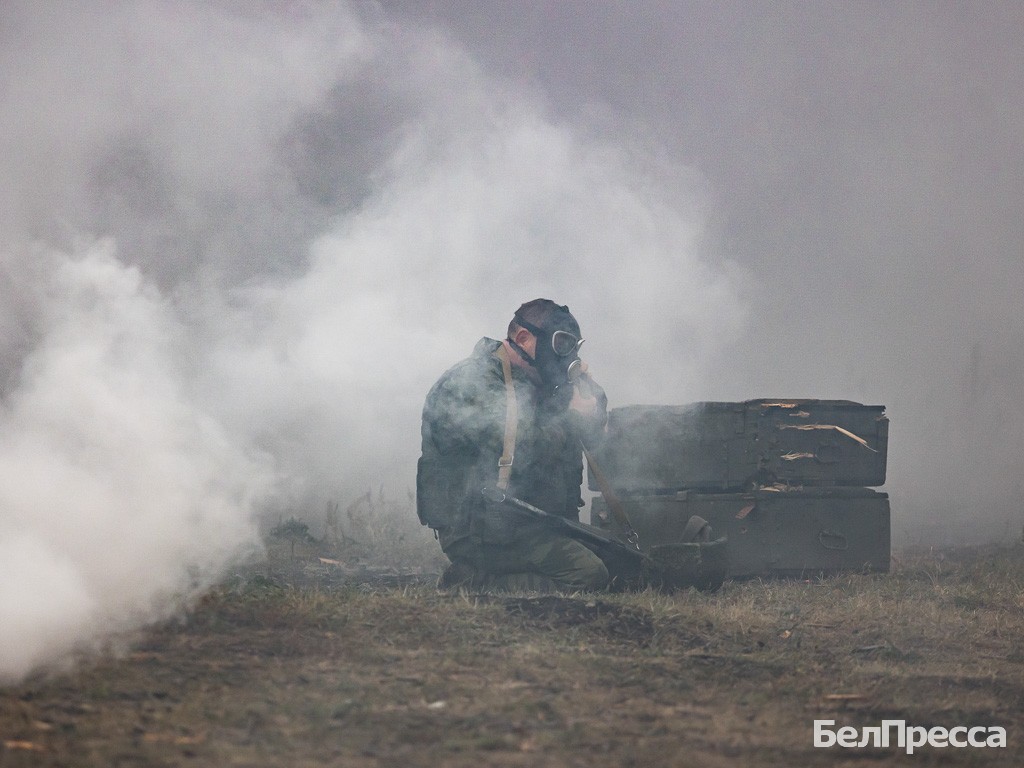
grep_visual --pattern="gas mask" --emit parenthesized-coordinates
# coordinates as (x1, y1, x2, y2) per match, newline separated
(508, 307, 584, 399)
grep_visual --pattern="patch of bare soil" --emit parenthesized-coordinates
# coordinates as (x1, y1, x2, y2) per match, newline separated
(3, 544, 1024, 766)
(498, 595, 656, 645)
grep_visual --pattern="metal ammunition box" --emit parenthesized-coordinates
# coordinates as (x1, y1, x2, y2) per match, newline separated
(592, 488, 891, 578)
(589, 399, 888, 493)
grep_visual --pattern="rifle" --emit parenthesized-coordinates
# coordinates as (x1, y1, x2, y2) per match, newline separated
(480, 486, 727, 591)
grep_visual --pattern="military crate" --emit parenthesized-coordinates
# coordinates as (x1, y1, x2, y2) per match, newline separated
(589, 399, 888, 493)
(592, 487, 890, 578)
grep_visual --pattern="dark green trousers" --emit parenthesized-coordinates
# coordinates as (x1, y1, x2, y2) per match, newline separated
(445, 528, 609, 592)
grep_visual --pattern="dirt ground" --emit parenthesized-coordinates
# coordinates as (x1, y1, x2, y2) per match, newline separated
(4, 543, 1024, 767)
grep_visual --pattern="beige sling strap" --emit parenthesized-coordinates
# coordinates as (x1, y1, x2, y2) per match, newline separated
(494, 344, 518, 491)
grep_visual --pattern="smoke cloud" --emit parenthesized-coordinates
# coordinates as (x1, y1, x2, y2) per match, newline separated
(3, 0, 1020, 680)
(0, 243, 271, 679)
(0, 1, 743, 681)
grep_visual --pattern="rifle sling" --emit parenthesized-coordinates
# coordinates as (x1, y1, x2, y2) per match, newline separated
(583, 444, 641, 547)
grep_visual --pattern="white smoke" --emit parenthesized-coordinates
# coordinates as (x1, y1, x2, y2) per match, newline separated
(208, 97, 746, 488)
(0, 243, 271, 681)
(0, 2, 744, 681)
(13, 0, 1015, 682)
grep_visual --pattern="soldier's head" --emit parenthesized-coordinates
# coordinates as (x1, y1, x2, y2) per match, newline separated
(506, 299, 584, 390)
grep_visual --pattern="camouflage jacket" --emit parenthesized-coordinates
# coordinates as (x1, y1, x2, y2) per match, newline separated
(416, 337, 607, 552)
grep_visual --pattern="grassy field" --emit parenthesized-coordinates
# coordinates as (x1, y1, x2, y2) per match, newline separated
(3, 538, 1024, 767)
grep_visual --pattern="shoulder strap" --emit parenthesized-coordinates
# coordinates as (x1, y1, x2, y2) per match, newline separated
(494, 344, 517, 491)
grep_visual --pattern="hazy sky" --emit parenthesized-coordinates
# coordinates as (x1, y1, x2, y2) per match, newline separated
(1, 0, 1022, 679)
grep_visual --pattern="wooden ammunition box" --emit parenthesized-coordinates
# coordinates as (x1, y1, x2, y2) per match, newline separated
(590, 400, 888, 493)
(592, 487, 891, 578)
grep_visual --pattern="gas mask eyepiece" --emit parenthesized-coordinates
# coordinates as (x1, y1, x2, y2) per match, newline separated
(550, 329, 584, 358)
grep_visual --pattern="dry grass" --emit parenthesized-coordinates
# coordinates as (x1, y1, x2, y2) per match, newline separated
(3, 543, 1024, 766)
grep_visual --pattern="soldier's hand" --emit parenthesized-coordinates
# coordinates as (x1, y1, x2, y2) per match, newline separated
(569, 387, 598, 417)
(569, 363, 598, 417)
(567, 362, 608, 439)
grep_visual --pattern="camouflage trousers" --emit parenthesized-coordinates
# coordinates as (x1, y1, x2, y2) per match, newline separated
(443, 527, 610, 592)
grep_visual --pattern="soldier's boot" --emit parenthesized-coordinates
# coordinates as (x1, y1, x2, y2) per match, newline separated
(437, 560, 479, 590)
(478, 571, 562, 593)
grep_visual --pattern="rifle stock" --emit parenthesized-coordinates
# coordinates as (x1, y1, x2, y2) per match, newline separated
(481, 486, 640, 551)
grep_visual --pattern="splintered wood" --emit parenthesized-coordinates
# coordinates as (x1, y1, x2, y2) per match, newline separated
(777, 423, 878, 451)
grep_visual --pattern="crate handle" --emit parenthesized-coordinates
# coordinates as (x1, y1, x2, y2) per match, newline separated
(818, 530, 848, 550)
